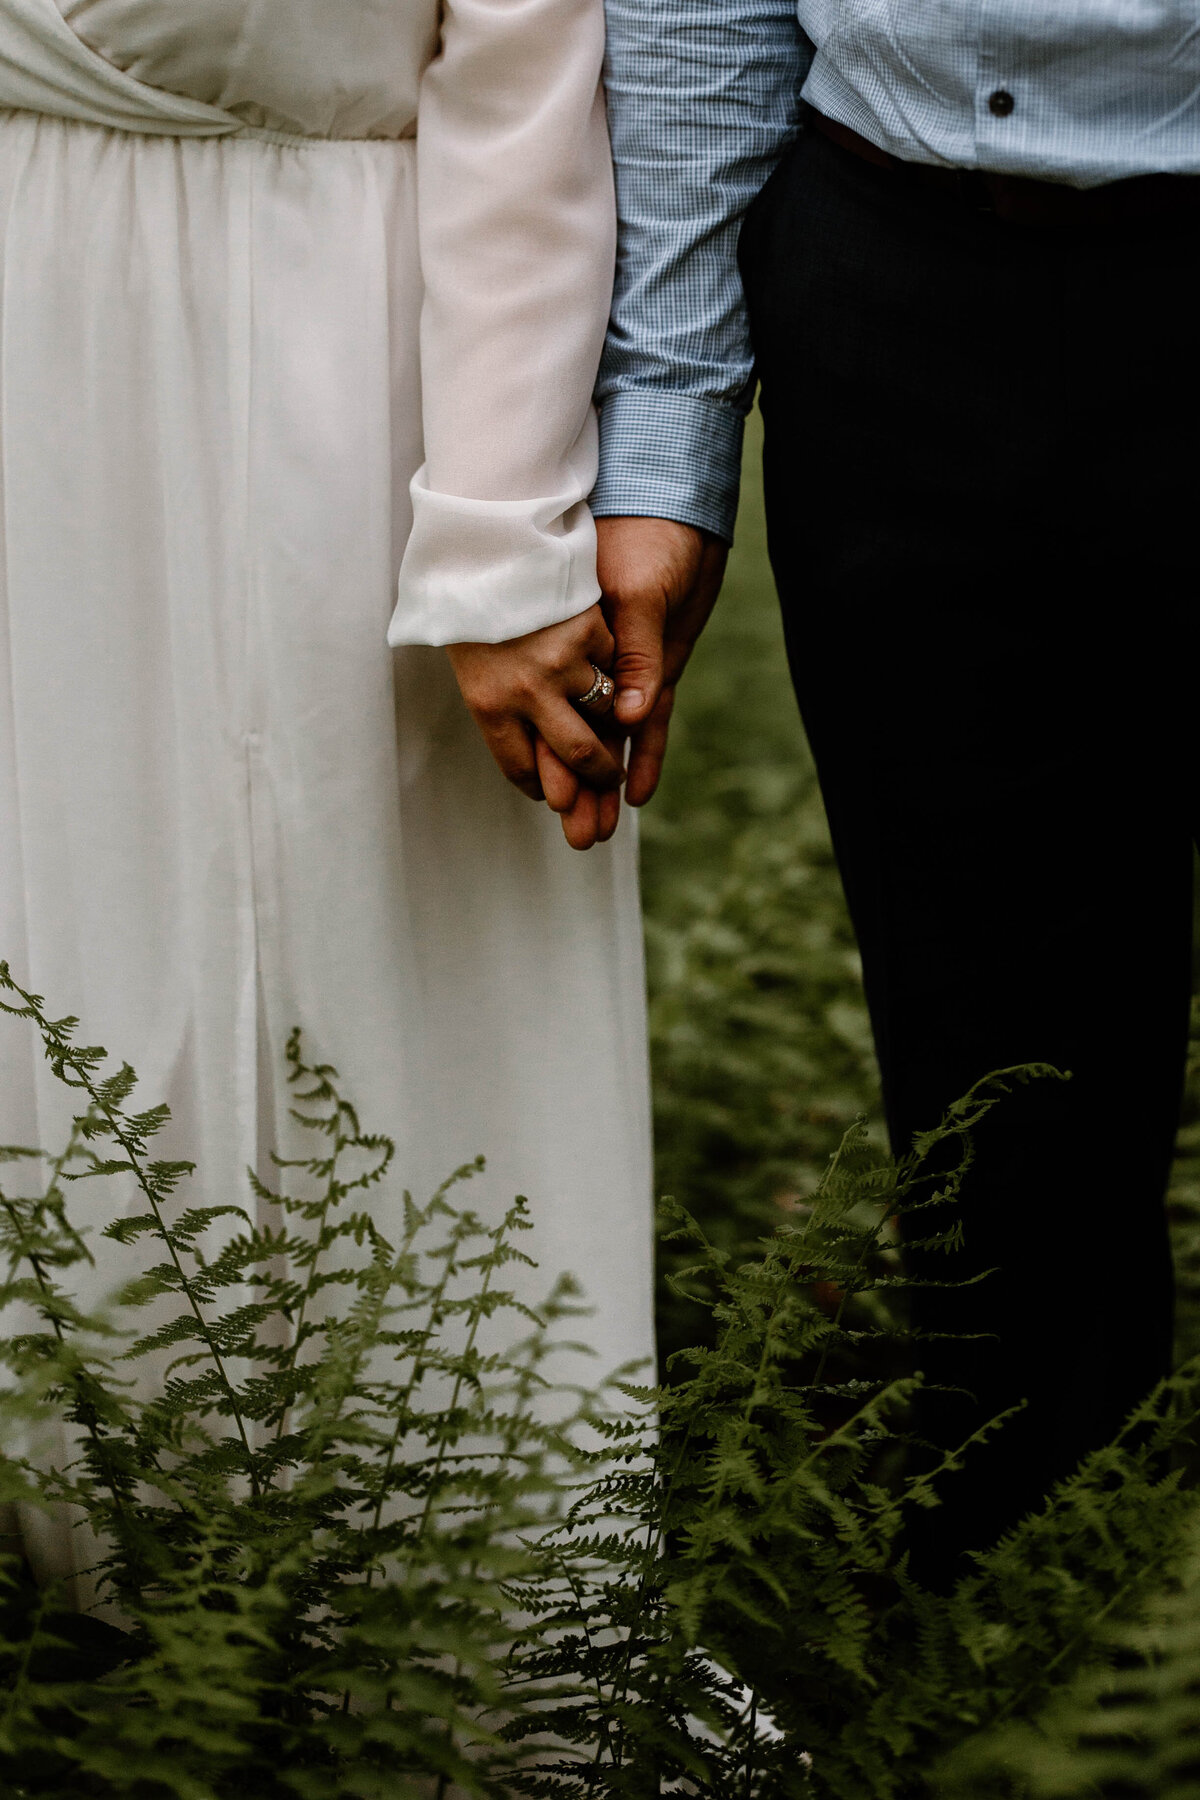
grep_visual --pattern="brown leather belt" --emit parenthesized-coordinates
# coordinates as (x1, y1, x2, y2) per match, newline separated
(808, 108, 1200, 229)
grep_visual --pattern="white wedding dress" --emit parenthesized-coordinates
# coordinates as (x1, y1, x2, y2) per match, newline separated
(0, 0, 654, 1574)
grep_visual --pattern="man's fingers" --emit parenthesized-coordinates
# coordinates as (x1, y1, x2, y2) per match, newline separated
(609, 597, 665, 729)
(626, 687, 675, 807)
(535, 737, 581, 814)
(660, 538, 730, 687)
(534, 699, 625, 791)
(597, 517, 709, 729)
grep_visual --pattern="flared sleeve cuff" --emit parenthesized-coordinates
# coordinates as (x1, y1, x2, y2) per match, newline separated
(388, 459, 601, 648)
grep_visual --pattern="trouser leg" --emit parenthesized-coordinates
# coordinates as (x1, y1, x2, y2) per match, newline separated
(740, 126, 1198, 1573)
(785, 581, 1188, 1568)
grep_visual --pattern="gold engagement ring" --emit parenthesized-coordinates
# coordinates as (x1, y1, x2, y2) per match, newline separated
(576, 663, 615, 710)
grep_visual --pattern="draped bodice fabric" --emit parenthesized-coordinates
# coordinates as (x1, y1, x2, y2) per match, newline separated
(0, 0, 615, 646)
(56, 0, 436, 138)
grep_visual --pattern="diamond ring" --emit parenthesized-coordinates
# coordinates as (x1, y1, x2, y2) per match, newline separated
(576, 663, 616, 711)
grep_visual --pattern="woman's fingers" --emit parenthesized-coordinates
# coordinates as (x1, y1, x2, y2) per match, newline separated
(569, 642, 618, 719)
(560, 783, 601, 851)
(584, 612, 617, 673)
(595, 785, 621, 842)
(476, 716, 544, 800)
(533, 696, 625, 790)
(535, 736, 580, 814)
(445, 606, 622, 822)
(557, 763, 623, 849)
(575, 668, 617, 719)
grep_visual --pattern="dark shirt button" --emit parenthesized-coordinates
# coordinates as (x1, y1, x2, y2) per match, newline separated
(988, 88, 1015, 117)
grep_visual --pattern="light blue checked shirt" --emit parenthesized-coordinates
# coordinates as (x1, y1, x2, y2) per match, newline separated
(590, 1, 1200, 542)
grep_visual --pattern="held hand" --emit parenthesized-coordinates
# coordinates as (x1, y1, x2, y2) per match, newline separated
(447, 606, 624, 820)
(595, 516, 728, 805)
(535, 733, 624, 851)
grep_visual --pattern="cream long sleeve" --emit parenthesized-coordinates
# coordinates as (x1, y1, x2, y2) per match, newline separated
(387, 0, 615, 647)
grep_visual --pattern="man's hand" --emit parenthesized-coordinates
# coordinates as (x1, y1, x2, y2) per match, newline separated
(534, 516, 725, 847)
(596, 516, 728, 805)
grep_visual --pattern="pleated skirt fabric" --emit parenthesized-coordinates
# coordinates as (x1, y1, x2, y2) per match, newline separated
(0, 113, 654, 1577)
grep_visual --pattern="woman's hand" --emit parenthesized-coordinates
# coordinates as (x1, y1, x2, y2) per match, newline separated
(447, 605, 625, 850)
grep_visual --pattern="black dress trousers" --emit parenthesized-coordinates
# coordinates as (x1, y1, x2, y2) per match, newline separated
(739, 123, 1200, 1578)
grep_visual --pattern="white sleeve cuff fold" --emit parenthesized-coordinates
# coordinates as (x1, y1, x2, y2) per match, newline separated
(388, 447, 602, 648)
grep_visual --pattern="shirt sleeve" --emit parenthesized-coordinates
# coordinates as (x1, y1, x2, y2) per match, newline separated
(388, 0, 616, 648)
(590, 0, 812, 543)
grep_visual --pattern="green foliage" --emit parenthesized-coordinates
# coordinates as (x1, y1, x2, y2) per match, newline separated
(7, 960, 1200, 1798)
(576, 1091, 1200, 1800)
(0, 961, 604, 1798)
(931, 1489, 1200, 1799)
(1167, 991, 1200, 1372)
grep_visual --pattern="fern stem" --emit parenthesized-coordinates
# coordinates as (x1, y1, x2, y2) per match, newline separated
(270, 1075, 348, 1445)
(742, 1691, 758, 1799)
(5, 974, 261, 1498)
(1, 1135, 149, 1588)
(406, 1216, 507, 1555)
(806, 1120, 892, 1395)
(363, 1216, 463, 1552)
(97, 1094, 260, 1495)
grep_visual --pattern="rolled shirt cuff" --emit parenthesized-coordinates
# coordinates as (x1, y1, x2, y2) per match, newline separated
(389, 463, 601, 649)
(590, 389, 746, 544)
